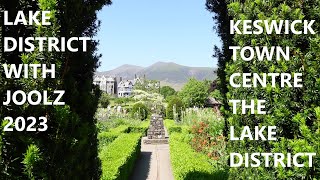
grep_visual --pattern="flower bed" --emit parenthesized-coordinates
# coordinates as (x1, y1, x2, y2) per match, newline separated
(169, 133, 228, 180)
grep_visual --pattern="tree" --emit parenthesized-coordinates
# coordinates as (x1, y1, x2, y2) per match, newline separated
(212, 0, 320, 179)
(209, 89, 223, 103)
(99, 93, 110, 108)
(178, 78, 209, 107)
(206, 0, 234, 136)
(166, 97, 183, 120)
(160, 86, 176, 99)
(131, 103, 149, 120)
(0, 0, 112, 179)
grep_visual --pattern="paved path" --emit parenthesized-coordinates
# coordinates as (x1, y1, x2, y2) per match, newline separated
(130, 136, 174, 180)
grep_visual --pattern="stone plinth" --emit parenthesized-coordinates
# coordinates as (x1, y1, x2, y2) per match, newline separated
(143, 114, 168, 144)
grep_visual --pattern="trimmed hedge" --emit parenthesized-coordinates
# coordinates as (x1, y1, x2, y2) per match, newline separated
(169, 133, 228, 180)
(110, 125, 130, 133)
(128, 121, 150, 136)
(99, 133, 142, 180)
(164, 119, 180, 133)
(98, 132, 120, 149)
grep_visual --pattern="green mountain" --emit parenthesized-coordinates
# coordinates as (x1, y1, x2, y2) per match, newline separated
(96, 62, 217, 90)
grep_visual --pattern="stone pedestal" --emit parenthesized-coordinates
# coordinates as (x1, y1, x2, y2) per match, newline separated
(144, 114, 168, 144)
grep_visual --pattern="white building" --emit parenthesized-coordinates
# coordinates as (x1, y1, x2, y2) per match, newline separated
(93, 75, 117, 95)
(117, 76, 143, 97)
(94, 75, 144, 97)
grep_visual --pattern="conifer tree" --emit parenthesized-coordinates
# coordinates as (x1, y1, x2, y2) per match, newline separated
(209, 0, 320, 178)
(0, 0, 111, 179)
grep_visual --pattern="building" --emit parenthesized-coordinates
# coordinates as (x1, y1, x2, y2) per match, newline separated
(93, 75, 117, 95)
(205, 97, 222, 115)
(117, 76, 144, 97)
(93, 75, 145, 97)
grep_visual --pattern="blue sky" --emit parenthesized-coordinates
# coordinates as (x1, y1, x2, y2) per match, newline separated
(95, 0, 221, 71)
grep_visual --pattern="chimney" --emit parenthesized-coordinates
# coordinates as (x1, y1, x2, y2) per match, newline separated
(120, 77, 122, 82)
(135, 74, 137, 79)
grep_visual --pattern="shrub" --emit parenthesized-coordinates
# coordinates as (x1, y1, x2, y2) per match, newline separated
(160, 86, 176, 99)
(99, 133, 142, 180)
(166, 97, 184, 120)
(131, 103, 149, 120)
(128, 121, 150, 136)
(22, 144, 42, 179)
(168, 126, 182, 134)
(190, 120, 227, 167)
(220, 1, 320, 179)
(169, 133, 228, 180)
(99, 93, 110, 108)
(178, 78, 210, 107)
(110, 125, 130, 133)
(98, 132, 120, 150)
(164, 119, 189, 134)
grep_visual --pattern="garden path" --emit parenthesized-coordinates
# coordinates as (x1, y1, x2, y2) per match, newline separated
(130, 130, 174, 180)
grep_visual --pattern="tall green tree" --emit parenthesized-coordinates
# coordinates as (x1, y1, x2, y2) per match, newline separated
(0, 0, 112, 179)
(0, 1, 39, 179)
(166, 97, 183, 120)
(206, 0, 234, 136)
(178, 78, 209, 107)
(160, 85, 176, 99)
(211, 0, 320, 179)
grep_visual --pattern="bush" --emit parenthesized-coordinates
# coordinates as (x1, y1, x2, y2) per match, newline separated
(98, 132, 120, 150)
(166, 97, 184, 120)
(99, 93, 110, 108)
(128, 121, 150, 136)
(169, 133, 228, 180)
(164, 119, 188, 134)
(221, 1, 320, 179)
(131, 103, 149, 120)
(160, 86, 176, 99)
(178, 78, 210, 107)
(99, 133, 142, 180)
(168, 126, 182, 134)
(110, 125, 130, 133)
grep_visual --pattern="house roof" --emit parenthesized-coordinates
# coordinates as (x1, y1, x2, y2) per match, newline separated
(118, 80, 133, 88)
(206, 97, 222, 105)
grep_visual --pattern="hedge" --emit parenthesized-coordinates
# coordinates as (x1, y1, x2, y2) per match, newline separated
(128, 121, 150, 136)
(98, 132, 120, 150)
(169, 133, 228, 180)
(219, 1, 320, 179)
(99, 133, 142, 180)
(165, 119, 191, 134)
(110, 125, 130, 133)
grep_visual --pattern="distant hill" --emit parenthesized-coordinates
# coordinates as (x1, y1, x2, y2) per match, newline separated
(96, 61, 217, 90)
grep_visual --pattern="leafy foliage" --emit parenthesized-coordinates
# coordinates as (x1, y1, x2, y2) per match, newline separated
(169, 133, 228, 180)
(178, 78, 210, 107)
(206, 0, 234, 132)
(99, 133, 142, 180)
(131, 102, 149, 120)
(22, 145, 42, 180)
(166, 97, 184, 120)
(134, 79, 160, 94)
(99, 93, 111, 108)
(98, 132, 120, 151)
(210, 89, 223, 103)
(210, 0, 320, 179)
(0, 0, 112, 179)
(160, 85, 176, 99)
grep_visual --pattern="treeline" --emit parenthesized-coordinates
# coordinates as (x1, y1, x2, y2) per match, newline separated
(207, 0, 319, 179)
(0, 0, 111, 179)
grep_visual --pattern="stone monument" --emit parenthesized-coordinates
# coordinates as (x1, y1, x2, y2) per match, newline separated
(143, 114, 168, 144)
